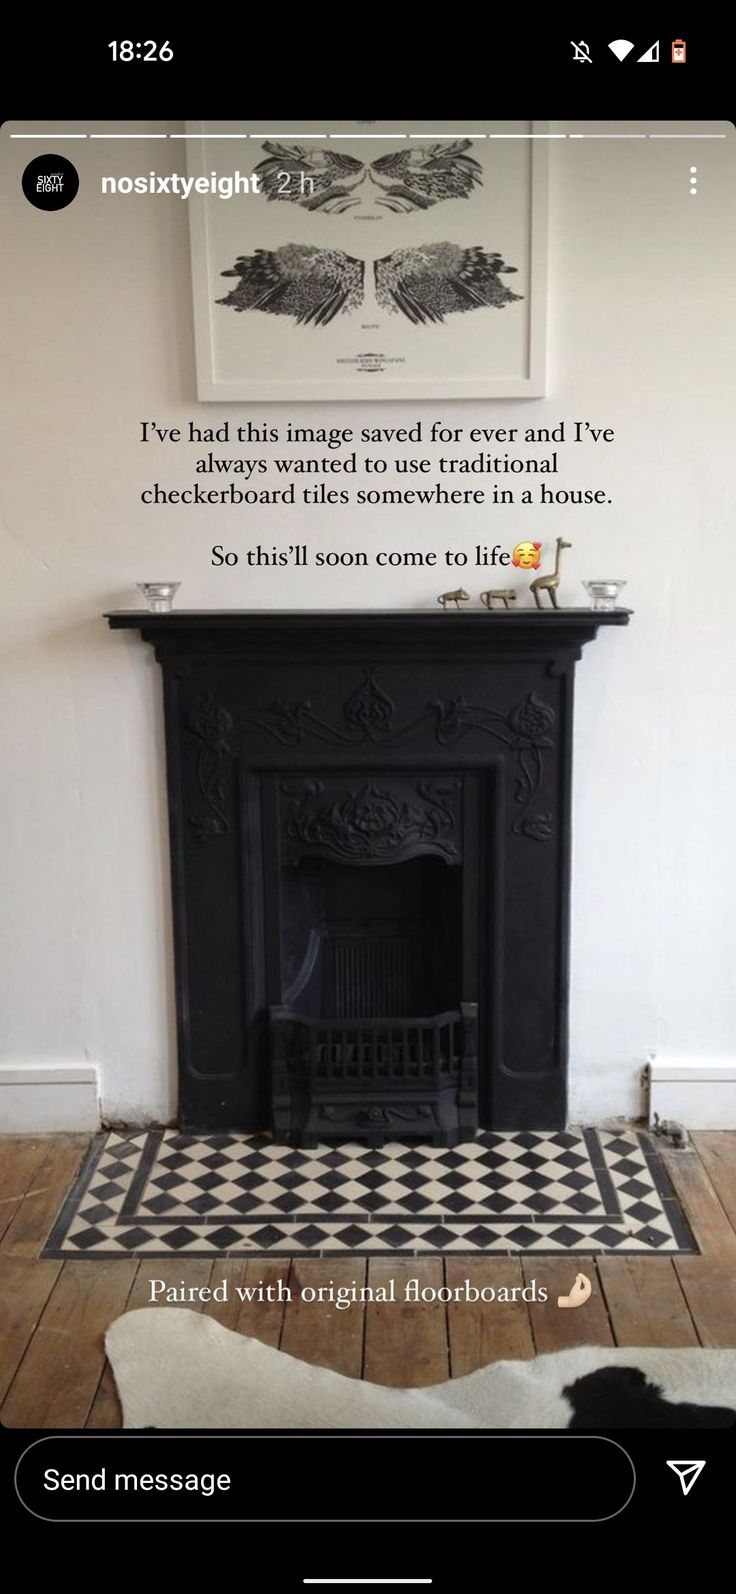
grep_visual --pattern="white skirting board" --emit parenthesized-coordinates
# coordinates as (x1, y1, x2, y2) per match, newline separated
(646, 1059, 736, 1130)
(0, 1062, 100, 1132)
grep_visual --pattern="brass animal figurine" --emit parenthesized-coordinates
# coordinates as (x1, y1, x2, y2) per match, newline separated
(437, 588, 470, 611)
(529, 537, 572, 609)
(480, 588, 517, 610)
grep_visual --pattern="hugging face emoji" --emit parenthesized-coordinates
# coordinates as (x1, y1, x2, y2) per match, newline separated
(512, 540, 542, 570)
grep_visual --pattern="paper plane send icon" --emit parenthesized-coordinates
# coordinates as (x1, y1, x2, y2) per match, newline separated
(666, 1460, 706, 1496)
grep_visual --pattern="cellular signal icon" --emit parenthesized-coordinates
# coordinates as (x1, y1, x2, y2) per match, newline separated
(638, 41, 660, 62)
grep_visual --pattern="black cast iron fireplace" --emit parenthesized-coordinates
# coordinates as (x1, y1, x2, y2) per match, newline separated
(106, 608, 629, 1143)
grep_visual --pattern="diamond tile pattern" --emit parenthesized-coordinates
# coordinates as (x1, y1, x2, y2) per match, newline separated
(44, 1128, 696, 1258)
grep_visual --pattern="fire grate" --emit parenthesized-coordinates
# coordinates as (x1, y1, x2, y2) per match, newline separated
(270, 1002, 478, 1147)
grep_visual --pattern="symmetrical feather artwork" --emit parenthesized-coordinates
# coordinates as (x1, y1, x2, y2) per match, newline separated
(253, 139, 483, 214)
(217, 245, 364, 326)
(252, 143, 367, 213)
(369, 143, 483, 211)
(373, 244, 521, 324)
(190, 119, 546, 396)
(218, 242, 521, 328)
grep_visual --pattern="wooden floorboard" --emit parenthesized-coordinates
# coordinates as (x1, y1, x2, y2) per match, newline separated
(201, 1260, 249, 1332)
(663, 1146, 736, 1347)
(202, 1259, 292, 1343)
(662, 1145, 736, 1259)
(2, 1259, 137, 1429)
(0, 1255, 62, 1405)
(1, 1136, 89, 1258)
(85, 1260, 215, 1428)
(445, 1258, 535, 1376)
(1, 1133, 735, 1427)
(235, 1260, 292, 1345)
(521, 1259, 614, 1353)
(691, 1133, 736, 1235)
(282, 1259, 367, 1378)
(598, 1257, 699, 1347)
(0, 1138, 49, 1244)
(363, 1260, 448, 1387)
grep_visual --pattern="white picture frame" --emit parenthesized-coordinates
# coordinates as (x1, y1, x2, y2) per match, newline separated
(187, 120, 548, 401)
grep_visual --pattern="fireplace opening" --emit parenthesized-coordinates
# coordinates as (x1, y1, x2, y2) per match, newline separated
(281, 856, 462, 1020)
(269, 817, 479, 1147)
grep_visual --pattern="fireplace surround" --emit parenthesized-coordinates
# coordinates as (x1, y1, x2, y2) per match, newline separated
(107, 608, 629, 1141)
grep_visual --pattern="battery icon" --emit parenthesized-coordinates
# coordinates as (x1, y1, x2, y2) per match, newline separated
(672, 39, 686, 63)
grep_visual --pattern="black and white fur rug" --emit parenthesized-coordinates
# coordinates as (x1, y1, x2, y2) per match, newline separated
(106, 1309, 736, 1429)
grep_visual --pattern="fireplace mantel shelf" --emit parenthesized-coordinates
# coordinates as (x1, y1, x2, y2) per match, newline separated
(107, 608, 631, 640)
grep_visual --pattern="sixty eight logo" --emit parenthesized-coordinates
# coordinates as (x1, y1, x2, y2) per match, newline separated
(22, 154, 80, 210)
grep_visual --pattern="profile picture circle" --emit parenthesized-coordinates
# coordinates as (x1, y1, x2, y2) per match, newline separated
(22, 153, 79, 211)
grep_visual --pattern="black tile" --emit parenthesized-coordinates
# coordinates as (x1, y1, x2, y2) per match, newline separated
(313, 1192, 350, 1214)
(161, 1226, 199, 1250)
(625, 1201, 661, 1223)
(69, 1226, 109, 1250)
(396, 1171, 427, 1190)
(558, 1171, 592, 1191)
(377, 1224, 414, 1248)
(355, 1170, 388, 1190)
(249, 1225, 288, 1248)
(608, 1157, 644, 1177)
(480, 1193, 515, 1214)
(423, 1226, 455, 1248)
(188, 1193, 222, 1214)
(229, 1193, 262, 1214)
(87, 1181, 124, 1203)
(310, 1170, 348, 1190)
(464, 1225, 497, 1247)
(116, 1226, 158, 1250)
(270, 1191, 306, 1214)
(398, 1191, 438, 1214)
(514, 1171, 549, 1190)
(546, 1225, 586, 1248)
(191, 1170, 228, 1191)
(272, 1170, 307, 1190)
(337, 1224, 371, 1248)
(589, 1225, 627, 1248)
(142, 1193, 180, 1215)
(524, 1193, 558, 1215)
(292, 1225, 329, 1247)
(77, 1202, 116, 1225)
(441, 1192, 474, 1214)
(208, 1225, 247, 1249)
(618, 1178, 652, 1199)
(505, 1225, 540, 1248)
(635, 1226, 670, 1249)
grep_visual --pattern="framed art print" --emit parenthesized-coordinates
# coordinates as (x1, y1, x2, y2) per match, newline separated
(187, 120, 548, 401)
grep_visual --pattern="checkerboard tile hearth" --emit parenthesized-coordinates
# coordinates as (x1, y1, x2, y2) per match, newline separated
(44, 1128, 696, 1258)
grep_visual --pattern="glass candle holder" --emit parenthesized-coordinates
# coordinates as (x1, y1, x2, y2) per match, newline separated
(582, 579, 627, 612)
(137, 582, 180, 613)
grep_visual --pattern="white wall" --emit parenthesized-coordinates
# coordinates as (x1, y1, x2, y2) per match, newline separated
(1, 119, 735, 1125)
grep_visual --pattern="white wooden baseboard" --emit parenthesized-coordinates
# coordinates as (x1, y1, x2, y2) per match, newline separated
(647, 1058, 736, 1130)
(0, 1061, 100, 1132)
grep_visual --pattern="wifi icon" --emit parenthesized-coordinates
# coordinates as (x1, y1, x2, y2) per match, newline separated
(608, 38, 635, 60)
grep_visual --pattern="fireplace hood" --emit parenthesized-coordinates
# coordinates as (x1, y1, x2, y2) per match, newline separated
(107, 608, 630, 1140)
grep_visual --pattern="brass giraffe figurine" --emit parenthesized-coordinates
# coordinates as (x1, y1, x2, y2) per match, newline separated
(529, 538, 572, 609)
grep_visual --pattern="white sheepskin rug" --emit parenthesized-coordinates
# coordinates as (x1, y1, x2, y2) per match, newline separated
(106, 1308, 736, 1430)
